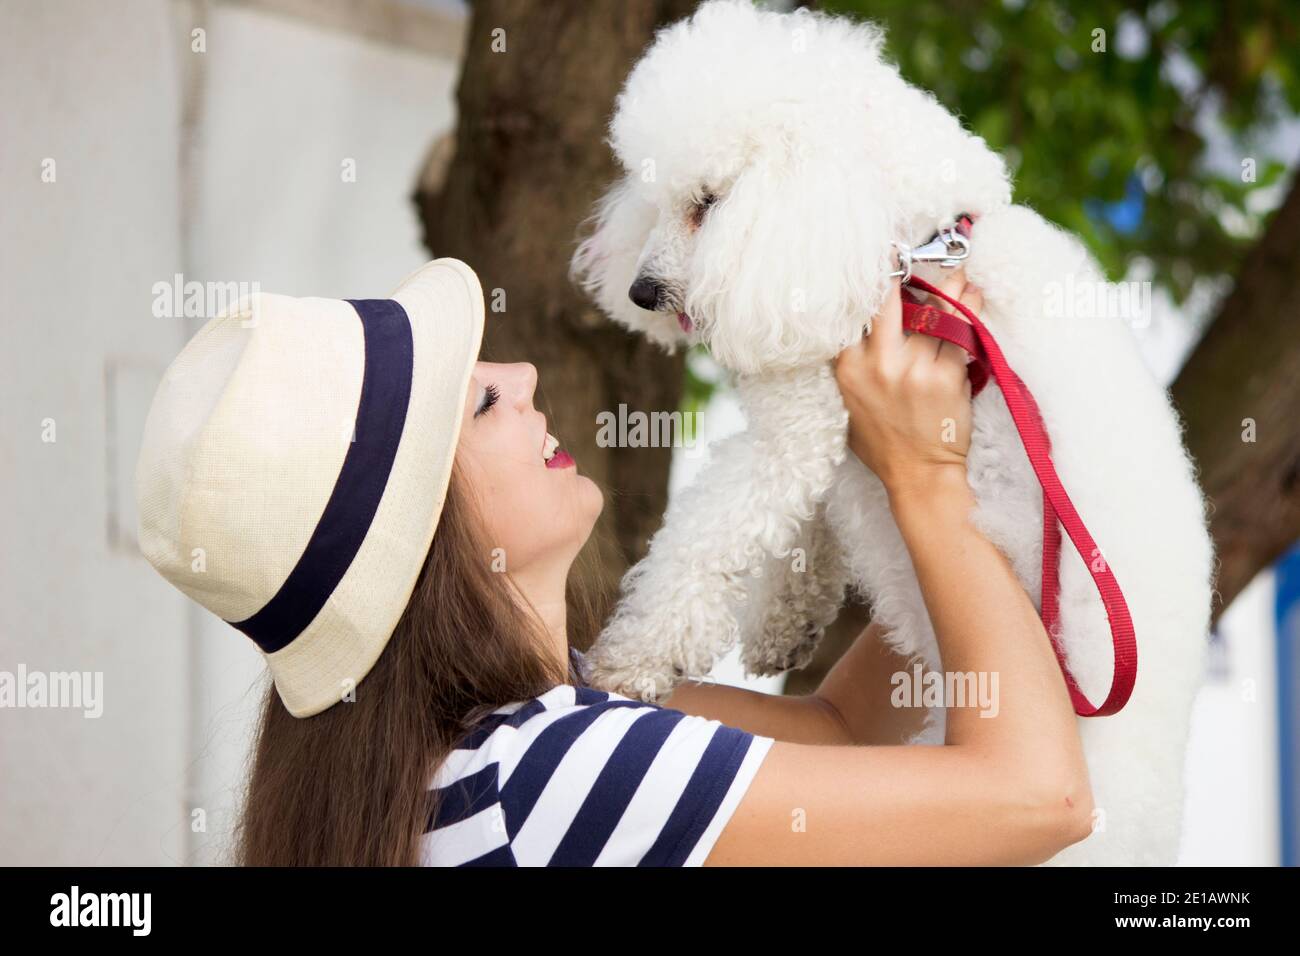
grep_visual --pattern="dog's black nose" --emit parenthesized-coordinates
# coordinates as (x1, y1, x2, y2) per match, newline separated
(628, 276, 664, 311)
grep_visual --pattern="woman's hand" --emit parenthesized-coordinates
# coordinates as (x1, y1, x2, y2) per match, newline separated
(833, 269, 982, 501)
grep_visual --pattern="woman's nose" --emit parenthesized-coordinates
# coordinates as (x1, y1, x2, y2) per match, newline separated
(512, 362, 538, 407)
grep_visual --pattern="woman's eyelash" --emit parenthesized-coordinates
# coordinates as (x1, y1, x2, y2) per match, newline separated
(475, 383, 500, 417)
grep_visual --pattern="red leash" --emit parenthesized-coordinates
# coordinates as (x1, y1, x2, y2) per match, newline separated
(895, 223, 1137, 717)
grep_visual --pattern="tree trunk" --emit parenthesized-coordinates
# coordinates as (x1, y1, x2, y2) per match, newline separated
(1171, 174, 1300, 624)
(417, 0, 697, 634)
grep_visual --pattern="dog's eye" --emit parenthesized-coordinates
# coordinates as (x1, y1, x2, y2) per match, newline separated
(689, 191, 718, 228)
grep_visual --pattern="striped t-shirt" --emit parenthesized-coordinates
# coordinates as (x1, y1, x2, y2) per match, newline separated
(419, 652, 775, 866)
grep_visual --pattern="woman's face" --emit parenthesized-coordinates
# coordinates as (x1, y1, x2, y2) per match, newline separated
(454, 361, 603, 578)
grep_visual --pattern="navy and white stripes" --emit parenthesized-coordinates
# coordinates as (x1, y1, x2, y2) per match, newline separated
(421, 673, 774, 867)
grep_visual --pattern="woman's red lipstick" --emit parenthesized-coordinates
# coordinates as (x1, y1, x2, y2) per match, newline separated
(546, 448, 575, 470)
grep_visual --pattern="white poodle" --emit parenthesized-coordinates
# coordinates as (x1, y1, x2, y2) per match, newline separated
(571, 0, 1214, 866)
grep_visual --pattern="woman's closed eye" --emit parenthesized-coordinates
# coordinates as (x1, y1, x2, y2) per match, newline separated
(475, 382, 501, 417)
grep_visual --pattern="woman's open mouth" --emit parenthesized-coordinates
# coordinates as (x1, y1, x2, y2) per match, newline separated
(543, 432, 575, 469)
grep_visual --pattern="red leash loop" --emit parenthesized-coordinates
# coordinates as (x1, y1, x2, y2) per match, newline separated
(896, 258, 1137, 717)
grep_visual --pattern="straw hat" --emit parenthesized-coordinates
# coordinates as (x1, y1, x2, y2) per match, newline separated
(136, 259, 485, 717)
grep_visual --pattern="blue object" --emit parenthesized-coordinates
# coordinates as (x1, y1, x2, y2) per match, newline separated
(1275, 542, 1300, 866)
(1084, 172, 1146, 235)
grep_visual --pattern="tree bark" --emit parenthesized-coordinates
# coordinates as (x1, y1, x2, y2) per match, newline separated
(1171, 174, 1300, 624)
(417, 0, 697, 632)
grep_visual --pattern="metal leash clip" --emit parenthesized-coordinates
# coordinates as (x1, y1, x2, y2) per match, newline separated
(889, 225, 972, 284)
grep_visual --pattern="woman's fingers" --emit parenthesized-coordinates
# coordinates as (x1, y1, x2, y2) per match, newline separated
(863, 278, 903, 351)
(945, 282, 983, 376)
(933, 266, 968, 306)
(835, 278, 902, 386)
(957, 282, 983, 319)
(918, 267, 980, 321)
(923, 268, 982, 376)
(935, 338, 969, 376)
(841, 268, 982, 378)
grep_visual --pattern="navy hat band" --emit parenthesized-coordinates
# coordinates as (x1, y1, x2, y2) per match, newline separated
(227, 299, 415, 654)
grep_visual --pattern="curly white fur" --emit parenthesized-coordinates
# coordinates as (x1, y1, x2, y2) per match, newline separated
(572, 0, 1214, 866)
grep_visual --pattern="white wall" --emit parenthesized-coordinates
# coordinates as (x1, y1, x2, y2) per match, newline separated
(0, 0, 189, 865)
(0, 0, 462, 865)
(1180, 573, 1282, 865)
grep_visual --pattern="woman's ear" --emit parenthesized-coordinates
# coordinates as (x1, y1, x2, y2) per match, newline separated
(571, 175, 688, 351)
(690, 147, 895, 374)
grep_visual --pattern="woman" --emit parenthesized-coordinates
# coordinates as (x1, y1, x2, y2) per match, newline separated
(136, 258, 1094, 867)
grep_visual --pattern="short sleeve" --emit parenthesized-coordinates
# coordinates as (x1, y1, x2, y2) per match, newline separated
(494, 694, 775, 867)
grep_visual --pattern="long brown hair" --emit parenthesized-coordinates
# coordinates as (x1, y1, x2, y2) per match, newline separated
(234, 460, 599, 865)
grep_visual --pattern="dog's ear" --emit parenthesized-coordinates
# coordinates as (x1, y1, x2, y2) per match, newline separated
(571, 174, 689, 352)
(688, 144, 894, 374)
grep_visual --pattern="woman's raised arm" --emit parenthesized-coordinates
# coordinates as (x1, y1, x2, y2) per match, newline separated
(661, 619, 927, 746)
(703, 269, 1094, 866)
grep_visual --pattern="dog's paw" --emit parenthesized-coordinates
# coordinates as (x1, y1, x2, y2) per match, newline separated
(583, 638, 683, 704)
(742, 618, 824, 678)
